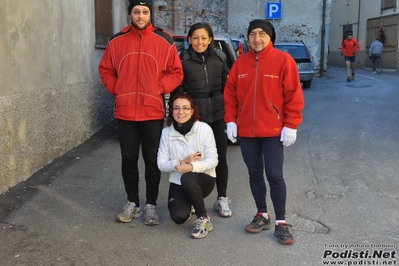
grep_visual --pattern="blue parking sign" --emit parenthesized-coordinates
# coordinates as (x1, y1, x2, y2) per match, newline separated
(266, 2, 282, 19)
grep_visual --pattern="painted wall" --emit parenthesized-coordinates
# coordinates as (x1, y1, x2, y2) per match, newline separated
(0, 1, 128, 193)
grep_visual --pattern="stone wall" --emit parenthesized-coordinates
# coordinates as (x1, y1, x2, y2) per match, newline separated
(155, 0, 228, 34)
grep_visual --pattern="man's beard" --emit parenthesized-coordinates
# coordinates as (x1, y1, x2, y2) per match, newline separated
(131, 20, 150, 30)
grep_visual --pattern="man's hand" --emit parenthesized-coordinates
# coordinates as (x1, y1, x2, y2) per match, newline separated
(280, 127, 297, 147)
(226, 122, 237, 143)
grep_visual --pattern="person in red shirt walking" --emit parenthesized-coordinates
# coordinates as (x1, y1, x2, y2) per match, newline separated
(341, 31, 361, 82)
(98, 0, 183, 226)
(224, 19, 304, 245)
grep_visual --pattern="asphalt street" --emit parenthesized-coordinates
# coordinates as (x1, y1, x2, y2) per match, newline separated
(1, 66, 398, 266)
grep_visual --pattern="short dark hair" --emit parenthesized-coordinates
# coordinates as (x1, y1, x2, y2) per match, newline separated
(166, 93, 201, 126)
(186, 22, 215, 50)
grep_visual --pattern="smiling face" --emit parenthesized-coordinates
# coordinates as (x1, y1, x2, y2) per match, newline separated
(248, 28, 271, 52)
(130, 5, 151, 30)
(172, 98, 194, 125)
(188, 28, 213, 53)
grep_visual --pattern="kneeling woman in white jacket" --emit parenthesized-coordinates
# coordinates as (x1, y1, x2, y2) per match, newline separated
(158, 93, 218, 239)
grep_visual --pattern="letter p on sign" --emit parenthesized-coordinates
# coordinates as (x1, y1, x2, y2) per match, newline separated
(266, 2, 282, 19)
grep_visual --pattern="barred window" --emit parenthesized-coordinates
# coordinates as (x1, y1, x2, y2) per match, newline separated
(95, 0, 113, 48)
(381, 0, 396, 10)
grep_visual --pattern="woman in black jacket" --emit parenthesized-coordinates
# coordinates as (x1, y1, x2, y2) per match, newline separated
(172, 22, 232, 217)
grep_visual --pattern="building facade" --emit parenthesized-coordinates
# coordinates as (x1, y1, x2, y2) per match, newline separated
(328, 0, 399, 70)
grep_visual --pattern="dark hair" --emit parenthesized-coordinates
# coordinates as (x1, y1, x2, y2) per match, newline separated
(187, 22, 215, 50)
(166, 93, 201, 126)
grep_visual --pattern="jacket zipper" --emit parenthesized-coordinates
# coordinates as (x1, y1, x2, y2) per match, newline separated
(253, 52, 259, 136)
(135, 31, 142, 120)
(269, 100, 281, 120)
(202, 54, 213, 123)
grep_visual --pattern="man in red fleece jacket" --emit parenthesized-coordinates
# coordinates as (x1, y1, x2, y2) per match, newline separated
(224, 19, 304, 245)
(98, 0, 183, 226)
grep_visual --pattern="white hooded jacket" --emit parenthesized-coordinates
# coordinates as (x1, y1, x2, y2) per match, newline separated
(157, 121, 218, 185)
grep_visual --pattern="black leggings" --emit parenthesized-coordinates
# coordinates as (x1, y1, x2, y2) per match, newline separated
(168, 173, 215, 224)
(239, 137, 286, 220)
(208, 120, 228, 198)
(117, 119, 164, 206)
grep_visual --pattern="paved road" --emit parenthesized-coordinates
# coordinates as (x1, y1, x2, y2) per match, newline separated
(1, 66, 398, 266)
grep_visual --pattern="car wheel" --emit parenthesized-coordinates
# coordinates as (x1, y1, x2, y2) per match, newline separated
(302, 80, 312, 89)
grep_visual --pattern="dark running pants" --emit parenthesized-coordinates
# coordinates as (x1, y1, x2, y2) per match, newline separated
(208, 119, 228, 198)
(239, 137, 287, 220)
(116, 118, 164, 206)
(371, 54, 382, 72)
(168, 173, 215, 224)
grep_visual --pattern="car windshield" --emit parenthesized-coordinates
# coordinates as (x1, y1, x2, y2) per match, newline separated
(275, 45, 309, 60)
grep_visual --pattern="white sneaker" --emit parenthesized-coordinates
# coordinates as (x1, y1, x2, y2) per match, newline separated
(191, 216, 213, 239)
(143, 204, 160, 226)
(372, 71, 376, 74)
(116, 202, 143, 223)
(213, 196, 232, 217)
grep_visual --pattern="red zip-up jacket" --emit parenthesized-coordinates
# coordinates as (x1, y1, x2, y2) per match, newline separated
(224, 42, 304, 137)
(98, 24, 183, 121)
(341, 38, 361, 56)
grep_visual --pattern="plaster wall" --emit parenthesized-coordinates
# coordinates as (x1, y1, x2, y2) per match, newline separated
(0, 1, 120, 193)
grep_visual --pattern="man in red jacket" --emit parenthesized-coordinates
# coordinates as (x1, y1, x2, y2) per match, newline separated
(341, 31, 361, 82)
(224, 19, 304, 245)
(98, 0, 183, 226)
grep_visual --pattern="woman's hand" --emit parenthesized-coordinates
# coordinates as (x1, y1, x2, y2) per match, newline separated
(174, 152, 201, 174)
(174, 160, 193, 174)
(181, 152, 202, 164)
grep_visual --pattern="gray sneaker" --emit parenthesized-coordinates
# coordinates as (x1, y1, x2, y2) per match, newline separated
(144, 204, 160, 226)
(213, 196, 232, 217)
(191, 216, 213, 239)
(116, 202, 143, 223)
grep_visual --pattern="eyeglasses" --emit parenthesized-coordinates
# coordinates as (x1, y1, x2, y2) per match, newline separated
(172, 106, 191, 112)
(132, 10, 150, 15)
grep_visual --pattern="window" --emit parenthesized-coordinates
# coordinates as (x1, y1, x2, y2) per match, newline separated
(95, 0, 113, 48)
(342, 24, 353, 41)
(381, 0, 396, 10)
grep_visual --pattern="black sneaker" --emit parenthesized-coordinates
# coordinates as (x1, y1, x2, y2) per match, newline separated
(245, 213, 272, 233)
(351, 73, 355, 80)
(274, 223, 294, 245)
(346, 76, 351, 82)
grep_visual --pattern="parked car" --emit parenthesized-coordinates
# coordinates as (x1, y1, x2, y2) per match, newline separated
(231, 34, 250, 57)
(274, 41, 315, 88)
